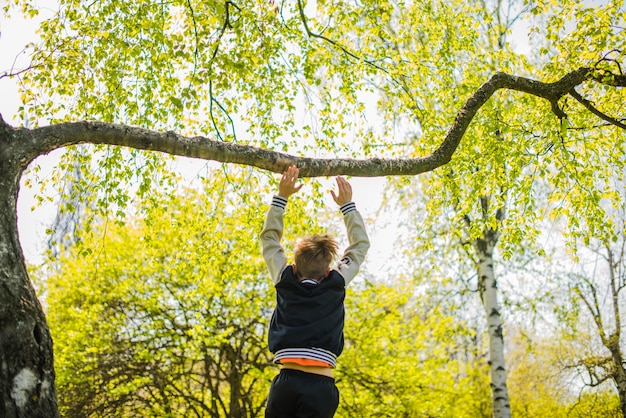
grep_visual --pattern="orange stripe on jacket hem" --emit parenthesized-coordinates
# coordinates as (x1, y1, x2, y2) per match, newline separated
(280, 358, 332, 368)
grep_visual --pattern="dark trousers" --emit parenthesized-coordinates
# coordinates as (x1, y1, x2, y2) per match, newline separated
(265, 369, 339, 418)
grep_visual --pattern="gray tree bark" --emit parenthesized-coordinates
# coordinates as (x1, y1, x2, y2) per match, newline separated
(0, 122, 58, 417)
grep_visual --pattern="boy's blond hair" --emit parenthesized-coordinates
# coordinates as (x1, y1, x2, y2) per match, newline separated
(294, 234, 339, 280)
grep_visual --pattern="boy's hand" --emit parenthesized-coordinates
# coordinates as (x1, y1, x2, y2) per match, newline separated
(278, 165, 303, 198)
(330, 176, 352, 206)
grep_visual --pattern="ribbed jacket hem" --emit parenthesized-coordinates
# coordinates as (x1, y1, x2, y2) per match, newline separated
(274, 347, 338, 368)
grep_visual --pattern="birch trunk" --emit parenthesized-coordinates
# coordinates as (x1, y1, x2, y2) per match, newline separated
(475, 230, 511, 418)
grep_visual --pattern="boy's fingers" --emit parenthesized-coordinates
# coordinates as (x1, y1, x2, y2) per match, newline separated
(338, 179, 350, 193)
(283, 166, 299, 181)
(337, 176, 350, 188)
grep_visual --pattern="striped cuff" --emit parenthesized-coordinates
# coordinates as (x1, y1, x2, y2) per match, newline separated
(271, 195, 288, 210)
(340, 202, 356, 216)
(274, 347, 338, 368)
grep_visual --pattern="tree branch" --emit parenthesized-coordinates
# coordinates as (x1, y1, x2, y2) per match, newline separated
(295, 0, 423, 113)
(9, 67, 624, 177)
(185, 0, 200, 79)
(569, 89, 626, 129)
(295, 0, 384, 72)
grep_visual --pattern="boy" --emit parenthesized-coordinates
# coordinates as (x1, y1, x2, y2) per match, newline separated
(260, 165, 370, 418)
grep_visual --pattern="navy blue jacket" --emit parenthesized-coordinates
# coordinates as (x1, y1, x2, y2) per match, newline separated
(268, 265, 346, 362)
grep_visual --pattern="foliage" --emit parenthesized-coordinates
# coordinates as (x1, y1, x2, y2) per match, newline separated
(568, 391, 622, 418)
(14, 0, 378, 154)
(386, 2, 624, 415)
(5, 0, 626, 416)
(338, 278, 492, 417)
(507, 331, 622, 418)
(39, 170, 293, 417)
(35, 167, 501, 417)
(401, 0, 624, 251)
(507, 331, 577, 418)
(550, 185, 626, 416)
(6, 0, 624, 244)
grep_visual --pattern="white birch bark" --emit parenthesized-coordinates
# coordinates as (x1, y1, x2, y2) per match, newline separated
(475, 231, 511, 418)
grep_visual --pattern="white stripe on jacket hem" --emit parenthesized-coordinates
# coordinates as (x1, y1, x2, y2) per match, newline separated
(273, 347, 338, 368)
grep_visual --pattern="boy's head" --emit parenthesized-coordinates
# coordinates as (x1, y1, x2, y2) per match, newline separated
(293, 234, 339, 281)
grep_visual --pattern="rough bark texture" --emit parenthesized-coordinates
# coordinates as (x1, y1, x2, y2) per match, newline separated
(475, 229, 510, 418)
(608, 335, 626, 417)
(0, 120, 58, 417)
(585, 245, 626, 417)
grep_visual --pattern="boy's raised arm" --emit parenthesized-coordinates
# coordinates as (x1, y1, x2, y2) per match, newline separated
(260, 166, 302, 285)
(332, 177, 370, 285)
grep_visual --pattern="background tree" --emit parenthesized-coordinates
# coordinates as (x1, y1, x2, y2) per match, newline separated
(554, 180, 626, 416)
(383, 0, 626, 416)
(506, 329, 622, 417)
(1, 0, 625, 416)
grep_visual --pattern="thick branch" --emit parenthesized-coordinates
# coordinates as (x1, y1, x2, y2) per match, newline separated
(9, 68, 623, 177)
